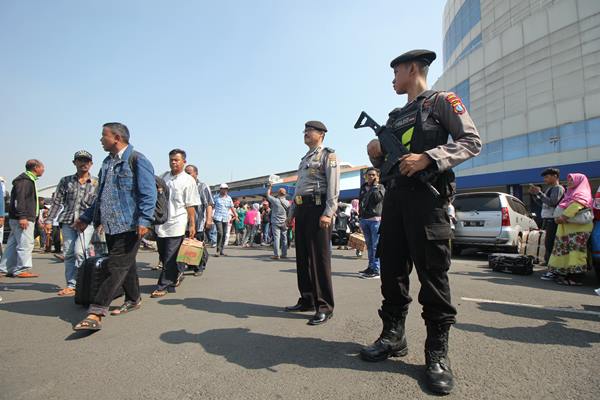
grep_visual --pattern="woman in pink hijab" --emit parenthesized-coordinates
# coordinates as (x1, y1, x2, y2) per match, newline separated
(548, 173, 594, 286)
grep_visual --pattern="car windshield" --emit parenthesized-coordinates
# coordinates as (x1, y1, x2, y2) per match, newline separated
(454, 195, 501, 212)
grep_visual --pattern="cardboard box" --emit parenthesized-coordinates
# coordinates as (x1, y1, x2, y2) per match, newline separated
(176, 238, 205, 266)
(348, 232, 366, 252)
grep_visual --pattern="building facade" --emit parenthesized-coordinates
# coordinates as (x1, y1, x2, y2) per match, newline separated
(435, 0, 600, 196)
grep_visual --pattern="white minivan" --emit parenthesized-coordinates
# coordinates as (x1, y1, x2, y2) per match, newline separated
(452, 192, 538, 254)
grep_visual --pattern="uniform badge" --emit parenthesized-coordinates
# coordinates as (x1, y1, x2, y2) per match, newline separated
(445, 92, 466, 115)
(328, 153, 337, 168)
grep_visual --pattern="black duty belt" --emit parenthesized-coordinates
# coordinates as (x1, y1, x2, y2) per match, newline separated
(294, 194, 326, 206)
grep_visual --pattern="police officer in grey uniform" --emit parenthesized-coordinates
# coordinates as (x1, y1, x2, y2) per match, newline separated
(359, 50, 481, 394)
(285, 120, 340, 325)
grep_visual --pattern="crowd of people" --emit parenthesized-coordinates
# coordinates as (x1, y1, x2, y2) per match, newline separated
(529, 168, 600, 287)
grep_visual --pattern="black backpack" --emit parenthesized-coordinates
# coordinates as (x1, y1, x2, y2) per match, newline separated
(129, 151, 170, 225)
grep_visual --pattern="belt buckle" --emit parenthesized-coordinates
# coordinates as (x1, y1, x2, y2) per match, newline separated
(315, 196, 322, 206)
(295, 195, 303, 205)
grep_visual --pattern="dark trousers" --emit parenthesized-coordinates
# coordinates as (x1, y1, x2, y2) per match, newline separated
(294, 204, 334, 313)
(215, 221, 228, 252)
(156, 236, 185, 292)
(378, 185, 456, 325)
(89, 231, 141, 316)
(542, 218, 558, 264)
(52, 226, 62, 252)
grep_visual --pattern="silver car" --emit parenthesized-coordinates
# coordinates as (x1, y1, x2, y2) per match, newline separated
(452, 192, 538, 254)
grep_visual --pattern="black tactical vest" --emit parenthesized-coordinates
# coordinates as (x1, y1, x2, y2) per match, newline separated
(384, 90, 456, 197)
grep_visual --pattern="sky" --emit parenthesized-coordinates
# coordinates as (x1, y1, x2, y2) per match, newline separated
(0, 0, 446, 191)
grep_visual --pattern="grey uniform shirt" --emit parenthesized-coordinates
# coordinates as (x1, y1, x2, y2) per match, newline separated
(422, 90, 481, 171)
(289, 145, 340, 218)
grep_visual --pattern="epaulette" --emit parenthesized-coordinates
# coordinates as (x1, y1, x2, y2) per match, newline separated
(323, 147, 335, 153)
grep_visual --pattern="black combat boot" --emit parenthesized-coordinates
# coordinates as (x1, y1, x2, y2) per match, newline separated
(360, 309, 408, 362)
(424, 323, 454, 395)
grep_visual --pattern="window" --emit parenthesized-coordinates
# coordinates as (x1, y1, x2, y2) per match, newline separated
(503, 135, 528, 161)
(507, 197, 528, 216)
(560, 121, 587, 152)
(443, 0, 481, 64)
(454, 194, 501, 212)
(586, 118, 600, 147)
(528, 128, 559, 156)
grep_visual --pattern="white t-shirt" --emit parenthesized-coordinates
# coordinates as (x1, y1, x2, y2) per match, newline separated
(155, 171, 200, 238)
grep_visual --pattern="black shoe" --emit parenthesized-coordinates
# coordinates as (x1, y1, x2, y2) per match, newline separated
(358, 267, 370, 274)
(308, 311, 333, 325)
(214, 253, 220, 257)
(193, 269, 203, 277)
(360, 309, 408, 362)
(425, 324, 454, 395)
(285, 299, 314, 312)
(360, 268, 380, 279)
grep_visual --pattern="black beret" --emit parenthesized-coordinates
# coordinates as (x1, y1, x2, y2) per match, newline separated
(390, 49, 437, 68)
(541, 167, 560, 177)
(305, 120, 327, 133)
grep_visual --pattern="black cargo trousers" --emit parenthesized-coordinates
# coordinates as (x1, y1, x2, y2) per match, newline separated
(378, 182, 456, 325)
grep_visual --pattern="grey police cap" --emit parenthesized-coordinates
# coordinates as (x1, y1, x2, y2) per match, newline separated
(305, 120, 327, 133)
(390, 49, 437, 68)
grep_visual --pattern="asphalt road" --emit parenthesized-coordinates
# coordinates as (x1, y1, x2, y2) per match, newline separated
(1, 245, 599, 400)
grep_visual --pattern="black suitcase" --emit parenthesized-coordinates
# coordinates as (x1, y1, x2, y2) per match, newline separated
(74, 256, 124, 306)
(488, 253, 534, 275)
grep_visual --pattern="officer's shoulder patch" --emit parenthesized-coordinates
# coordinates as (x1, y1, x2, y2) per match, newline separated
(328, 152, 337, 167)
(324, 147, 335, 153)
(444, 92, 466, 115)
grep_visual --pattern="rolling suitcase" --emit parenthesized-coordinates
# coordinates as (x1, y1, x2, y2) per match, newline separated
(488, 253, 534, 275)
(74, 234, 124, 306)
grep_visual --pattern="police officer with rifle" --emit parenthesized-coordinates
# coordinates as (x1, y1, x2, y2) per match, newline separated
(355, 50, 481, 394)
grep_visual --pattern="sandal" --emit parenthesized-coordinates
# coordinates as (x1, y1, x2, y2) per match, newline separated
(73, 317, 102, 331)
(556, 277, 583, 286)
(110, 301, 142, 315)
(57, 288, 76, 296)
(150, 290, 168, 298)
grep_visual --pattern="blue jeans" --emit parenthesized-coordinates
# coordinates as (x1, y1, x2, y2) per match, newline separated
(360, 219, 381, 272)
(0, 219, 35, 275)
(61, 224, 94, 288)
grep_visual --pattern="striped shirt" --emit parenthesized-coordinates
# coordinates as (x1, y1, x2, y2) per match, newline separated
(213, 194, 234, 222)
(46, 174, 98, 225)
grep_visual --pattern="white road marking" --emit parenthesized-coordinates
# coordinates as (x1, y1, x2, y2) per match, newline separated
(460, 297, 600, 317)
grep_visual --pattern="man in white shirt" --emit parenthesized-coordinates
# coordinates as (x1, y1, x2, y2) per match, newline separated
(151, 149, 200, 297)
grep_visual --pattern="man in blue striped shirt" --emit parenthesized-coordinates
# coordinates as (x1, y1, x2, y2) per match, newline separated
(213, 183, 237, 257)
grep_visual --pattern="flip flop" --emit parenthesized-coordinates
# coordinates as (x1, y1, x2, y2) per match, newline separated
(73, 318, 102, 331)
(57, 288, 76, 296)
(150, 290, 168, 298)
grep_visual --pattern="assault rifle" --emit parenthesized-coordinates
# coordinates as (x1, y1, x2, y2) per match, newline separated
(354, 111, 440, 197)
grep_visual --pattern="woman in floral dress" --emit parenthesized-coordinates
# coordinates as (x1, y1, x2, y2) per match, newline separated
(548, 173, 593, 286)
